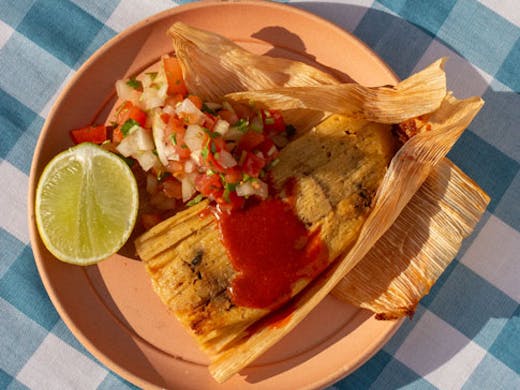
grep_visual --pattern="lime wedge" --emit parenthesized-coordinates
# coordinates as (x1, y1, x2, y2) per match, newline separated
(35, 143, 138, 265)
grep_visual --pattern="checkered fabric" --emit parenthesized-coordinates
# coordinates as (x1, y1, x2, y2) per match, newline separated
(1, 0, 518, 388)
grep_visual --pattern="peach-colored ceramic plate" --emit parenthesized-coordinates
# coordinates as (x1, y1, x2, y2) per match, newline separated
(28, 1, 402, 389)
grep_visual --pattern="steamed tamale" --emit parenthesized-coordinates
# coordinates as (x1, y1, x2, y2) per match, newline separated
(134, 23, 487, 383)
(135, 114, 397, 355)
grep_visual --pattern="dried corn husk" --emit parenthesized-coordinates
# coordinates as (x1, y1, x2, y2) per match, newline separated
(168, 22, 340, 101)
(226, 58, 447, 124)
(332, 158, 490, 319)
(207, 93, 483, 383)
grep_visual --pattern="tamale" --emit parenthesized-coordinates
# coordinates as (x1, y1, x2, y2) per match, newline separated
(136, 113, 397, 355)
(134, 23, 486, 383)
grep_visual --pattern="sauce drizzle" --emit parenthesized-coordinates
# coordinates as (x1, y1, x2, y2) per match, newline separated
(218, 198, 329, 309)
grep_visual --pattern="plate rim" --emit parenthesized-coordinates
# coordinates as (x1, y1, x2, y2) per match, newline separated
(27, 1, 402, 388)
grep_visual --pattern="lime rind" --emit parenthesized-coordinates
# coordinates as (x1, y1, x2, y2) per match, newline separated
(35, 143, 139, 265)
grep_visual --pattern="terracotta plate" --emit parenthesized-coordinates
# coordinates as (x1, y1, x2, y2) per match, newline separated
(28, 1, 402, 389)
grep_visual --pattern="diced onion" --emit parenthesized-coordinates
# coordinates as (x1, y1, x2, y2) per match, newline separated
(162, 105, 176, 115)
(217, 150, 237, 168)
(135, 150, 158, 172)
(115, 79, 134, 101)
(223, 126, 243, 141)
(184, 160, 195, 173)
(141, 88, 165, 110)
(236, 181, 255, 197)
(236, 179, 268, 199)
(116, 127, 153, 157)
(152, 113, 170, 166)
(181, 174, 196, 202)
(213, 119, 230, 135)
(176, 98, 205, 124)
(184, 124, 205, 151)
(253, 179, 269, 199)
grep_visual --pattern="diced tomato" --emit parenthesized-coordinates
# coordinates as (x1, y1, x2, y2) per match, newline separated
(187, 95, 203, 110)
(195, 173, 223, 198)
(162, 56, 188, 96)
(218, 109, 239, 125)
(241, 151, 266, 178)
(219, 191, 245, 211)
(262, 110, 285, 135)
(166, 160, 184, 176)
(160, 113, 171, 124)
(162, 177, 183, 199)
(202, 113, 217, 130)
(141, 213, 162, 230)
(257, 138, 278, 162)
(223, 167, 242, 184)
(238, 130, 265, 151)
(112, 101, 148, 143)
(117, 101, 147, 127)
(70, 125, 108, 145)
(165, 94, 184, 107)
(231, 102, 255, 120)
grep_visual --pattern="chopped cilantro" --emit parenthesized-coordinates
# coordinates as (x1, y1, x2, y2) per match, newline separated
(157, 171, 171, 181)
(210, 142, 217, 154)
(203, 127, 221, 139)
(170, 133, 177, 145)
(266, 158, 280, 170)
(187, 194, 204, 206)
(120, 118, 139, 136)
(201, 103, 217, 115)
(201, 147, 209, 159)
(126, 77, 142, 90)
(234, 118, 249, 132)
(145, 72, 158, 80)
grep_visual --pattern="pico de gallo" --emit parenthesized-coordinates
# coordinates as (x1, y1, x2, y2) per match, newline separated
(70, 55, 295, 229)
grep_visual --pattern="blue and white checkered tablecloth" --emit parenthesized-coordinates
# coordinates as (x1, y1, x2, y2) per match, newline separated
(1, 0, 518, 389)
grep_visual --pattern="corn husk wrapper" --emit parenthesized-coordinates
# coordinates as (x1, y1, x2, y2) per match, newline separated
(158, 23, 487, 381)
(168, 22, 340, 101)
(332, 158, 490, 319)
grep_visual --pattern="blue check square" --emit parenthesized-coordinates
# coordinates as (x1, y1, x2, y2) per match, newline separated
(0, 229, 27, 279)
(448, 130, 520, 212)
(0, 32, 72, 114)
(426, 263, 518, 350)
(0, 297, 48, 377)
(17, 0, 104, 68)
(0, 90, 38, 161)
(98, 373, 140, 390)
(354, 6, 434, 78)
(0, 247, 60, 331)
(0, 0, 35, 28)
(335, 349, 393, 388)
(436, 0, 520, 76)
(488, 305, 520, 373)
(5, 114, 43, 175)
(378, 0, 457, 36)
(465, 352, 520, 389)
(495, 34, 520, 93)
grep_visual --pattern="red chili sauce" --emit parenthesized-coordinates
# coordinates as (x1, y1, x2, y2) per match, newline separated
(218, 197, 329, 309)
